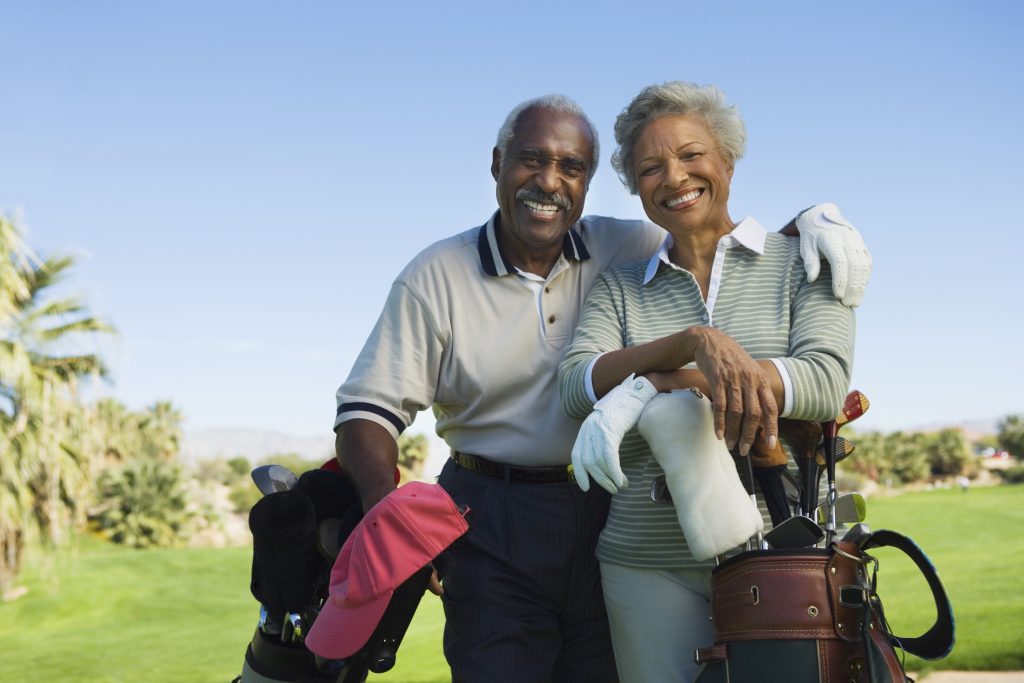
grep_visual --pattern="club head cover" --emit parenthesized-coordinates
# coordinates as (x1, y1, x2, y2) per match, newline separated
(317, 506, 365, 561)
(296, 468, 362, 523)
(779, 418, 822, 459)
(749, 432, 787, 468)
(638, 390, 763, 561)
(752, 465, 792, 527)
(249, 489, 321, 615)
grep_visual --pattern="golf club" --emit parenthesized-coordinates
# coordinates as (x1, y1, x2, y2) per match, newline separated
(779, 419, 822, 517)
(822, 390, 870, 544)
(781, 467, 802, 516)
(742, 451, 764, 550)
(814, 436, 855, 467)
(763, 514, 824, 549)
(815, 492, 866, 525)
(650, 475, 672, 504)
(251, 464, 299, 495)
(840, 522, 872, 548)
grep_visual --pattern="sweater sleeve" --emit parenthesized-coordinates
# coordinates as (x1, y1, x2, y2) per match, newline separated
(777, 260, 856, 420)
(558, 272, 626, 419)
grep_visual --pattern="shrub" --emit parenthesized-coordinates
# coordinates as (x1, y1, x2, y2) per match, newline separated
(93, 460, 195, 548)
(996, 464, 1024, 485)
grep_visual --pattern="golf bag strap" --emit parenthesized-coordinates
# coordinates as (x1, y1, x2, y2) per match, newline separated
(861, 529, 955, 660)
(695, 644, 728, 664)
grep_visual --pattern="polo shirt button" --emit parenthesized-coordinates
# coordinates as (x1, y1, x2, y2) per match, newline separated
(544, 287, 551, 293)
(548, 315, 556, 323)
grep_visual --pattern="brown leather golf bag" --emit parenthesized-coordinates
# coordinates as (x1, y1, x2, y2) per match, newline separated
(694, 530, 954, 683)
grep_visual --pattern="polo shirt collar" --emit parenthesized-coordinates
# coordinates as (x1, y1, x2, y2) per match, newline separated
(478, 211, 591, 277)
(642, 216, 768, 284)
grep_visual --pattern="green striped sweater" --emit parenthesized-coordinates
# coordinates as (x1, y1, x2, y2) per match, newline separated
(558, 223, 855, 569)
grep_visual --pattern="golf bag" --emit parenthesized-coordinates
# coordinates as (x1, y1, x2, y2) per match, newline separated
(694, 529, 954, 683)
(234, 463, 434, 683)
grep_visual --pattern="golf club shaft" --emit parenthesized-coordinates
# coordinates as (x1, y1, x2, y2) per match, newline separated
(744, 453, 764, 550)
(821, 420, 838, 544)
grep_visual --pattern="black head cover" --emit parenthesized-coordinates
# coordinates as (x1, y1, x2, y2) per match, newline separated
(249, 489, 320, 615)
(295, 468, 362, 523)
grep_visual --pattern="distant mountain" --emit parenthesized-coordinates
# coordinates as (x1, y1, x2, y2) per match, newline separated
(181, 427, 335, 464)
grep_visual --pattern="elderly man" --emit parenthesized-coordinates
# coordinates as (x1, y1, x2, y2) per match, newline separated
(334, 95, 870, 683)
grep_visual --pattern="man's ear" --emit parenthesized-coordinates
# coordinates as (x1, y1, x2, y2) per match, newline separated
(491, 147, 501, 181)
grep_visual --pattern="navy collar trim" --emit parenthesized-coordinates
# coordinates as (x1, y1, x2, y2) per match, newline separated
(477, 211, 591, 277)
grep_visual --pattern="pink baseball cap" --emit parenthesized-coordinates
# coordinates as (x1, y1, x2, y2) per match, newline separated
(305, 481, 468, 659)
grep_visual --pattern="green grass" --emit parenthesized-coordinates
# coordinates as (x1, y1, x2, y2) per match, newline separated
(1, 485, 1020, 682)
(0, 533, 449, 683)
(863, 484, 1024, 674)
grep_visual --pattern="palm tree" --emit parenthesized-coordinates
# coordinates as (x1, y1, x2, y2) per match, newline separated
(0, 212, 114, 594)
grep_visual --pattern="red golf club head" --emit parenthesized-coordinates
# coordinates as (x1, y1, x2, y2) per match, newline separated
(835, 390, 869, 428)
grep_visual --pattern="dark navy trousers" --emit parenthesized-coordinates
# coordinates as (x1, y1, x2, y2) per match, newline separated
(437, 459, 618, 683)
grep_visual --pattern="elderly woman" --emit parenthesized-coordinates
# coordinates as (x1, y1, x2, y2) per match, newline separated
(558, 81, 855, 681)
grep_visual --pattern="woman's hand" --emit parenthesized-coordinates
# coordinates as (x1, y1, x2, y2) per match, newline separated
(683, 327, 778, 455)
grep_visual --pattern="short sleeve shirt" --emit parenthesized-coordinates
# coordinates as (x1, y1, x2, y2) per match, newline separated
(335, 212, 666, 467)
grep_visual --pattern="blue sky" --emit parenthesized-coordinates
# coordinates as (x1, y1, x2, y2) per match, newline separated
(2, 1, 1022, 442)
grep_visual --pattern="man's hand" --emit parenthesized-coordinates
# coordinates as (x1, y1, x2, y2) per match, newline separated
(795, 202, 872, 307)
(427, 566, 443, 596)
(687, 327, 778, 456)
(571, 374, 658, 494)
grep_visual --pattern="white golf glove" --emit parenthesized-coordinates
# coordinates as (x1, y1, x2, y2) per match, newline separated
(796, 202, 872, 307)
(571, 374, 658, 494)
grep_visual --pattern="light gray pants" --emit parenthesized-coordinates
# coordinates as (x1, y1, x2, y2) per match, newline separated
(601, 562, 714, 683)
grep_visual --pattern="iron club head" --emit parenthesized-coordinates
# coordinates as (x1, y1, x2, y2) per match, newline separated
(650, 475, 673, 504)
(816, 492, 866, 525)
(251, 464, 299, 495)
(764, 515, 824, 549)
(840, 522, 872, 548)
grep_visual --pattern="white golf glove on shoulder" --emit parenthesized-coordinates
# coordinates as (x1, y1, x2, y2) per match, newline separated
(571, 374, 658, 494)
(796, 202, 872, 307)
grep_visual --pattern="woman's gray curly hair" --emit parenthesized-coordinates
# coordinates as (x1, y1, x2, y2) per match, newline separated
(496, 94, 601, 183)
(611, 81, 746, 194)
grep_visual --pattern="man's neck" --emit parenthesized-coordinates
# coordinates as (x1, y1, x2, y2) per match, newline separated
(496, 216, 566, 279)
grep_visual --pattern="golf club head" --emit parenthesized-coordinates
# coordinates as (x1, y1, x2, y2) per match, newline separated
(650, 475, 672, 504)
(251, 464, 299, 495)
(835, 390, 869, 428)
(841, 522, 872, 548)
(764, 515, 824, 549)
(814, 436, 855, 466)
(816, 492, 867, 525)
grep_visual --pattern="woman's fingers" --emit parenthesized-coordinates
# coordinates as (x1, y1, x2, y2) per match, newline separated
(758, 384, 779, 449)
(693, 328, 778, 454)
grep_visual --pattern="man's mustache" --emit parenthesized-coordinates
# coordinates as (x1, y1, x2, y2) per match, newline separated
(515, 188, 571, 211)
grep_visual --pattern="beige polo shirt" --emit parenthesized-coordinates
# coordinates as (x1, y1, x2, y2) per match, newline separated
(335, 212, 665, 467)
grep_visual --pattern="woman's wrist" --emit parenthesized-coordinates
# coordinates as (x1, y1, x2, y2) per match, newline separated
(675, 326, 709, 364)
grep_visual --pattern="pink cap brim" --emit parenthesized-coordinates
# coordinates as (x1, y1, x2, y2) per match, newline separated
(305, 582, 394, 659)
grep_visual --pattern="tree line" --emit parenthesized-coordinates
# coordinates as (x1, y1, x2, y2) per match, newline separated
(2, 210, 1022, 597)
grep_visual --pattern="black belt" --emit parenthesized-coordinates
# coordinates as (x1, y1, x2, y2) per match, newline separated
(451, 451, 570, 484)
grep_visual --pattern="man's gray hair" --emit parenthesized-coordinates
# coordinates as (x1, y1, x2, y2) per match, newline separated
(611, 81, 746, 194)
(495, 95, 600, 182)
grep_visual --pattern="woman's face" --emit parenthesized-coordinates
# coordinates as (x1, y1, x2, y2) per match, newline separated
(633, 114, 734, 236)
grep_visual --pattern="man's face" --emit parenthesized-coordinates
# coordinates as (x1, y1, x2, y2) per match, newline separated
(491, 107, 594, 259)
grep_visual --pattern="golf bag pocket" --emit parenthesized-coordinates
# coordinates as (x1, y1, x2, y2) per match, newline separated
(695, 532, 953, 683)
